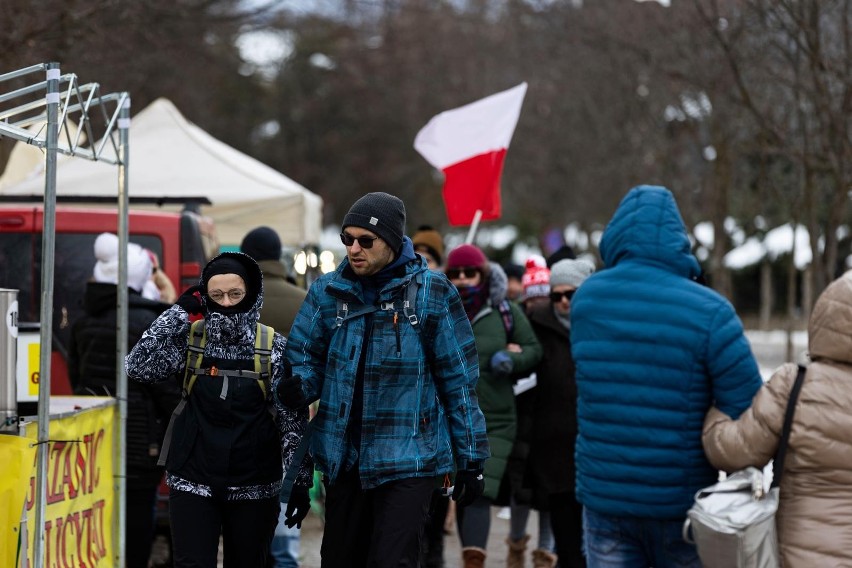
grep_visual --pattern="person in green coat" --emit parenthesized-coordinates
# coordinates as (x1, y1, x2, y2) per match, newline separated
(445, 244, 543, 566)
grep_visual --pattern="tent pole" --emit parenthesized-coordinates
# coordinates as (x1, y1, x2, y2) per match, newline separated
(115, 93, 131, 567)
(33, 60, 60, 568)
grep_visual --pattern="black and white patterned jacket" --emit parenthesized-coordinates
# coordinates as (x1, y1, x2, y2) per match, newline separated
(125, 252, 311, 500)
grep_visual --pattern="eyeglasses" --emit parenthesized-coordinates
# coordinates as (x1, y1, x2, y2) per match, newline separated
(550, 290, 576, 303)
(208, 289, 246, 303)
(446, 267, 481, 280)
(340, 232, 380, 249)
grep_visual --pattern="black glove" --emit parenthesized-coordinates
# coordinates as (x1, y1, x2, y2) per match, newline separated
(175, 285, 205, 315)
(284, 486, 311, 529)
(452, 468, 484, 508)
(277, 361, 307, 409)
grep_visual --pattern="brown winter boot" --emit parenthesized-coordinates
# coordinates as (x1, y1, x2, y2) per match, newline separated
(506, 534, 530, 568)
(462, 546, 487, 568)
(531, 548, 558, 568)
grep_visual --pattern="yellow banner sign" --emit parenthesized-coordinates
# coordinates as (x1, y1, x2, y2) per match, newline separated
(21, 401, 116, 568)
(0, 434, 37, 567)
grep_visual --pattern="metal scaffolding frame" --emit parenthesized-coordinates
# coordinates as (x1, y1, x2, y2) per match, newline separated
(0, 62, 131, 567)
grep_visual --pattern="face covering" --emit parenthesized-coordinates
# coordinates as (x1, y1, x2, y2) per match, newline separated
(457, 283, 487, 321)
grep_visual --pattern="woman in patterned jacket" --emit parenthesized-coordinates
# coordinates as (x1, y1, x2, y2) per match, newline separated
(126, 252, 312, 567)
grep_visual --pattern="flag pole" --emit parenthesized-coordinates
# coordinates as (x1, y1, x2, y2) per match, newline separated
(465, 209, 483, 244)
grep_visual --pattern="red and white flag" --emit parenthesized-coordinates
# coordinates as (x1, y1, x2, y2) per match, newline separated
(414, 82, 527, 226)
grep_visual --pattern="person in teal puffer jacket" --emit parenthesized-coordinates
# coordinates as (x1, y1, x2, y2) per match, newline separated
(277, 192, 490, 567)
(570, 185, 763, 568)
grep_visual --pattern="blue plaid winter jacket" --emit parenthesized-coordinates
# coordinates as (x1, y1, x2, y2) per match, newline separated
(283, 246, 490, 489)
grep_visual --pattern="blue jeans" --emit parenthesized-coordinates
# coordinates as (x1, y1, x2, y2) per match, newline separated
(270, 503, 301, 568)
(582, 508, 700, 568)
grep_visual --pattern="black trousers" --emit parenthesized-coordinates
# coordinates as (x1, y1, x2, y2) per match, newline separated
(420, 488, 450, 568)
(548, 491, 586, 568)
(168, 488, 279, 568)
(321, 468, 435, 568)
(125, 468, 165, 568)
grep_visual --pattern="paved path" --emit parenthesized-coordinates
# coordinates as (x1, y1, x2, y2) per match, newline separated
(295, 505, 537, 567)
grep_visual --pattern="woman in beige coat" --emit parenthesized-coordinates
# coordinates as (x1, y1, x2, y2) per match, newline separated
(702, 271, 852, 567)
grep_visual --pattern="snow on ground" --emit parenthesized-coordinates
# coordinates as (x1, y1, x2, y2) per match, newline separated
(744, 329, 808, 381)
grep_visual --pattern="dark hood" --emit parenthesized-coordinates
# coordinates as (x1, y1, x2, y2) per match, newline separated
(199, 251, 264, 346)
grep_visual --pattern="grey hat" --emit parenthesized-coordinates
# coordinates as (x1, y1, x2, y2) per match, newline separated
(549, 258, 595, 288)
(342, 192, 406, 254)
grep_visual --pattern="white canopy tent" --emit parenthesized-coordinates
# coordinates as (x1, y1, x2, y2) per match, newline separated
(0, 97, 323, 247)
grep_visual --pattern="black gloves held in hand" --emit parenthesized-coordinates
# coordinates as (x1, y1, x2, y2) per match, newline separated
(175, 285, 205, 315)
(452, 468, 485, 508)
(277, 360, 307, 409)
(284, 486, 311, 529)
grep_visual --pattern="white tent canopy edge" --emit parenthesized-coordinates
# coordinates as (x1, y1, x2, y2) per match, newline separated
(0, 97, 323, 247)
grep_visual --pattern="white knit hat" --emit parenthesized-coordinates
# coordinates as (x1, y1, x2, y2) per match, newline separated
(92, 233, 152, 293)
(549, 258, 595, 288)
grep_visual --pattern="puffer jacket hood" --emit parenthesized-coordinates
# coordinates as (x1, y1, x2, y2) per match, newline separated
(808, 271, 852, 365)
(599, 185, 701, 279)
(199, 251, 264, 348)
(486, 261, 509, 307)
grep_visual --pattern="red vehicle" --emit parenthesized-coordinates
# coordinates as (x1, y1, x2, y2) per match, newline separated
(0, 204, 218, 398)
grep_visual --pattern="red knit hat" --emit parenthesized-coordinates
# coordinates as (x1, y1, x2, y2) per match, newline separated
(521, 256, 550, 300)
(446, 244, 488, 270)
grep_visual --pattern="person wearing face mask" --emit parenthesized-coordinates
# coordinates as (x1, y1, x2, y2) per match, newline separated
(445, 244, 543, 567)
(504, 258, 595, 568)
(125, 252, 313, 567)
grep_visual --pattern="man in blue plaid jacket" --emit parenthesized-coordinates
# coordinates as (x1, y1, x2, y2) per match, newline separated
(277, 192, 490, 567)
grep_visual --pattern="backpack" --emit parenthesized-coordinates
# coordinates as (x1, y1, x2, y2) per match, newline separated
(335, 271, 515, 341)
(157, 319, 275, 467)
(335, 272, 423, 330)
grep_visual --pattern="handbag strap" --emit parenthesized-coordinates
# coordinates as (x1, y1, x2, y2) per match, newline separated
(770, 364, 807, 489)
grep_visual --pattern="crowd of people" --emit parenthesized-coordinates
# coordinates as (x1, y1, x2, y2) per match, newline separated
(70, 184, 852, 567)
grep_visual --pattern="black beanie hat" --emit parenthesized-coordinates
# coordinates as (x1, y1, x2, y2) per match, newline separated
(241, 226, 282, 261)
(342, 192, 406, 254)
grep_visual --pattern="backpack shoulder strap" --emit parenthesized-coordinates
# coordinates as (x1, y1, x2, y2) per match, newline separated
(254, 323, 274, 398)
(184, 319, 207, 397)
(402, 272, 423, 331)
(497, 299, 515, 342)
(335, 298, 380, 327)
(158, 318, 207, 467)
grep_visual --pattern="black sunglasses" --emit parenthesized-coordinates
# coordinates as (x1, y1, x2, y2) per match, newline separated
(446, 267, 481, 280)
(550, 290, 576, 302)
(340, 232, 380, 249)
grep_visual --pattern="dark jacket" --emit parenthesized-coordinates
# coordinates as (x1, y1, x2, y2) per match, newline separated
(69, 282, 177, 473)
(511, 302, 577, 509)
(284, 237, 490, 489)
(256, 258, 306, 335)
(570, 185, 763, 519)
(125, 252, 312, 499)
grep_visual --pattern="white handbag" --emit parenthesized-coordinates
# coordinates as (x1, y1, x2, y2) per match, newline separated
(684, 364, 807, 568)
(683, 467, 779, 568)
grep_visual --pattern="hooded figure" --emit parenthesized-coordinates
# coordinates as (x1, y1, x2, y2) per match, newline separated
(703, 271, 852, 567)
(125, 252, 312, 567)
(570, 185, 762, 567)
